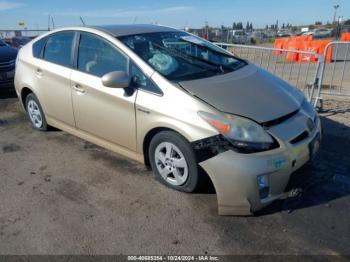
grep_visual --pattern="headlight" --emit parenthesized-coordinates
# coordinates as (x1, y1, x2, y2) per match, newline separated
(198, 111, 277, 153)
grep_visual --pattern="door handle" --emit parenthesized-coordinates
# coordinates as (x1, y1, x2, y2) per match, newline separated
(73, 84, 85, 94)
(36, 68, 44, 77)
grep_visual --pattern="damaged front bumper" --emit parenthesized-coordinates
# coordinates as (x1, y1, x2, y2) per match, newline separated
(198, 114, 322, 216)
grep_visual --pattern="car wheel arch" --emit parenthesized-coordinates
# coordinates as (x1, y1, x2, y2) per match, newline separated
(142, 126, 195, 167)
(141, 122, 213, 167)
(142, 127, 216, 193)
(21, 87, 34, 109)
(142, 127, 176, 167)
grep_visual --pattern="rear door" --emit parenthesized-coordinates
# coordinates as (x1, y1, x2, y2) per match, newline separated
(70, 32, 137, 150)
(36, 31, 76, 126)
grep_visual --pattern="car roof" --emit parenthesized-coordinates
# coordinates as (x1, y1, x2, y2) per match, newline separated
(91, 24, 178, 37)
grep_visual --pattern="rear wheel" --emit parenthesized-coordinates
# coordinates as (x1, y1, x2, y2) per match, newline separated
(25, 93, 48, 131)
(149, 131, 200, 192)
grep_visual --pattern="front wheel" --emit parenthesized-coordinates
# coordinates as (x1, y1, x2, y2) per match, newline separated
(25, 93, 48, 131)
(149, 131, 200, 192)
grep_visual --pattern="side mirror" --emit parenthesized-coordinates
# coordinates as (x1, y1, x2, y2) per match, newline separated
(101, 71, 131, 89)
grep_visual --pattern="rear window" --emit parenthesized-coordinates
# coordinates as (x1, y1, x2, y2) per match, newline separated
(43, 32, 75, 67)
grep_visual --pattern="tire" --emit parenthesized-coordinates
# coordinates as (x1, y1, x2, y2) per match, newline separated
(25, 93, 48, 131)
(149, 131, 200, 192)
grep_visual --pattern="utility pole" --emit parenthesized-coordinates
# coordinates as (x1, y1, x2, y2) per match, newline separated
(336, 16, 343, 39)
(205, 21, 209, 40)
(333, 5, 339, 24)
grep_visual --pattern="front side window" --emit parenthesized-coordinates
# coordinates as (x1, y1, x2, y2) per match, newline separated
(0, 39, 6, 46)
(43, 32, 75, 67)
(130, 64, 162, 95)
(118, 31, 246, 82)
(78, 33, 127, 77)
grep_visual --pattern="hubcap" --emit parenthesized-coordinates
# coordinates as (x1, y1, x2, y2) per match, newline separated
(154, 142, 189, 186)
(27, 100, 43, 128)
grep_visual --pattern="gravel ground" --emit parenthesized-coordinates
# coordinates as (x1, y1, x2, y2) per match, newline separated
(0, 93, 349, 255)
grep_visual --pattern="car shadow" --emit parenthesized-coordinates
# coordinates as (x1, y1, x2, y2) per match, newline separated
(256, 116, 350, 216)
(0, 87, 17, 99)
(319, 97, 350, 116)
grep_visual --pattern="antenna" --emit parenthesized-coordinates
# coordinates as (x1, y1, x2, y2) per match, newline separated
(133, 16, 138, 24)
(80, 16, 86, 26)
(48, 15, 51, 31)
(51, 16, 55, 29)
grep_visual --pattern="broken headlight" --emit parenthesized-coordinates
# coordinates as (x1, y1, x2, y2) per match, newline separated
(198, 111, 278, 153)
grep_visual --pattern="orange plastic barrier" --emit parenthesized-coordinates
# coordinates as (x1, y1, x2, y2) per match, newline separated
(273, 37, 288, 54)
(316, 40, 332, 63)
(285, 41, 302, 62)
(299, 41, 318, 63)
(341, 32, 350, 41)
(291, 35, 313, 42)
(273, 35, 333, 63)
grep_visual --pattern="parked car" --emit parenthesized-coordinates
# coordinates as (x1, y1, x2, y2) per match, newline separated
(277, 30, 293, 37)
(11, 36, 32, 49)
(14, 25, 322, 215)
(302, 28, 332, 38)
(232, 30, 248, 44)
(248, 31, 268, 43)
(0, 38, 17, 92)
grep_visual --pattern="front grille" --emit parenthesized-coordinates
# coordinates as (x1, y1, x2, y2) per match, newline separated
(0, 60, 15, 72)
(290, 131, 309, 144)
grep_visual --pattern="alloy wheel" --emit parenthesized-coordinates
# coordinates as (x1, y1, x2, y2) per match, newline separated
(154, 142, 189, 186)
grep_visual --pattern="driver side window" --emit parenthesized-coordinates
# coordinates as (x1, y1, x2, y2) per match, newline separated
(78, 33, 127, 77)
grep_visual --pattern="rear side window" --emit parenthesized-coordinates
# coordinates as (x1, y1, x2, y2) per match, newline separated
(78, 33, 127, 77)
(43, 32, 75, 67)
(32, 37, 47, 58)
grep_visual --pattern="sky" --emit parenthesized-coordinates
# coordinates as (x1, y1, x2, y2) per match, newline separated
(0, 0, 349, 30)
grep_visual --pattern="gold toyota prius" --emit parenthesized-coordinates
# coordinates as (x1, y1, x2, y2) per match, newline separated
(14, 25, 322, 215)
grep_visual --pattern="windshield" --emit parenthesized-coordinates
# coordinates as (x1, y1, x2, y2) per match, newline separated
(0, 39, 6, 46)
(118, 31, 246, 81)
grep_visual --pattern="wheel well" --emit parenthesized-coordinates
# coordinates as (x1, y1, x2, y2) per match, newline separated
(20, 87, 33, 110)
(142, 127, 216, 193)
(142, 127, 175, 167)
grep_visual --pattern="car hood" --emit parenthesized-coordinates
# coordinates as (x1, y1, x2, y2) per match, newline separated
(178, 64, 304, 123)
(0, 45, 18, 62)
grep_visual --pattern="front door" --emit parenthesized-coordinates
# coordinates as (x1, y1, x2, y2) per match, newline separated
(71, 32, 137, 150)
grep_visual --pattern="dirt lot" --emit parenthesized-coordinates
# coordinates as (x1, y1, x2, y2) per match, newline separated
(0, 93, 349, 255)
